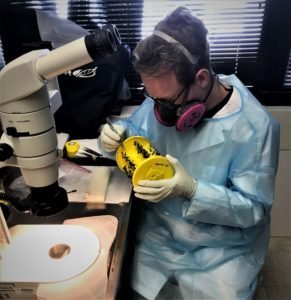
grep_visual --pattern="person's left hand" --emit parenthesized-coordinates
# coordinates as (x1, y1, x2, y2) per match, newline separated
(133, 154, 197, 202)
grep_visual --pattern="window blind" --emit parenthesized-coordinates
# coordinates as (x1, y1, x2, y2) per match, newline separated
(284, 49, 291, 87)
(1, 0, 291, 101)
(9, 0, 57, 11)
(0, 39, 5, 70)
(6, 0, 266, 72)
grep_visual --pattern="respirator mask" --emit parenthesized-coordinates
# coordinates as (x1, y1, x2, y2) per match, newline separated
(152, 77, 214, 131)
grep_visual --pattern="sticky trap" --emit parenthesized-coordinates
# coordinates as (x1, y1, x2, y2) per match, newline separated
(115, 136, 174, 187)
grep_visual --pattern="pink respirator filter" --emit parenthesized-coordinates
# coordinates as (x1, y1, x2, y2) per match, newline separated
(176, 103, 206, 131)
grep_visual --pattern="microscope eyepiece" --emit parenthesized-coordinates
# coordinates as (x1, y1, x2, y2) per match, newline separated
(85, 27, 118, 61)
(102, 24, 122, 49)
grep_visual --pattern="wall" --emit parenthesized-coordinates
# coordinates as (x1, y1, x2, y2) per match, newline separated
(267, 107, 291, 237)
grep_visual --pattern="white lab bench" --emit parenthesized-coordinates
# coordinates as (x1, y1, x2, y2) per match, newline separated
(1, 163, 135, 299)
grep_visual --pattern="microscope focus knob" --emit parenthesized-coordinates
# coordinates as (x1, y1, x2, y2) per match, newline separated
(6, 126, 29, 137)
(0, 143, 14, 161)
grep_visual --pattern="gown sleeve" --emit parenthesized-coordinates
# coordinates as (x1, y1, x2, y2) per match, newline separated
(185, 117, 280, 228)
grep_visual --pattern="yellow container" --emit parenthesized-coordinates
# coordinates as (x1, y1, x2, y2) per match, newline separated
(116, 136, 174, 187)
(65, 140, 80, 158)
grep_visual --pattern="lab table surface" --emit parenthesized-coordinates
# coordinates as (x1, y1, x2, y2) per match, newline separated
(3, 170, 134, 300)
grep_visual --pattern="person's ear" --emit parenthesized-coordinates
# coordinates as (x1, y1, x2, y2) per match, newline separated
(195, 69, 210, 88)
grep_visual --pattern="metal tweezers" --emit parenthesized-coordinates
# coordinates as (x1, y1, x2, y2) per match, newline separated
(82, 146, 103, 159)
(106, 117, 125, 150)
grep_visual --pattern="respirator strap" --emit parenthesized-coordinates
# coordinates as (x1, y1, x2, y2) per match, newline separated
(177, 74, 215, 116)
(153, 30, 198, 65)
(177, 84, 192, 116)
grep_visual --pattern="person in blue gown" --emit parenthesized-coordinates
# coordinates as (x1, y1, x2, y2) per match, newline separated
(100, 6, 280, 300)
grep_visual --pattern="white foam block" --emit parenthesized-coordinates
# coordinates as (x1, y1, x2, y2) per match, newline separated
(85, 167, 112, 203)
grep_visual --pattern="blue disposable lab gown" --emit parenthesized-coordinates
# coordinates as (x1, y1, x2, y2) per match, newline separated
(113, 75, 280, 299)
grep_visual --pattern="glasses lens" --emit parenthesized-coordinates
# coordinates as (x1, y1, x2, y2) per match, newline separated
(143, 85, 186, 109)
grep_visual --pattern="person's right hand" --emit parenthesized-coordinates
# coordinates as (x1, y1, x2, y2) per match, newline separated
(100, 124, 125, 152)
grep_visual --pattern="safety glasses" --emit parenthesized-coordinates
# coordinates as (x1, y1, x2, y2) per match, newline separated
(143, 85, 187, 107)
